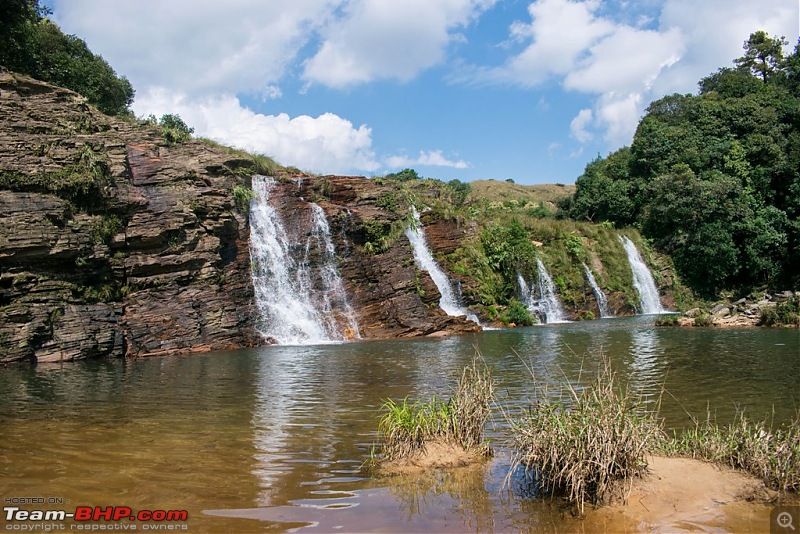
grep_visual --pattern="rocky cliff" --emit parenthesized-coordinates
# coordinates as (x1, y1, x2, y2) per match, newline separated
(0, 71, 479, 364)
(0, 70, 263, 363)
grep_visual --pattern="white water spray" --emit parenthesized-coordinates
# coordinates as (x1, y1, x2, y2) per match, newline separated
(619, 235, 666, 315)
(249, 175, 359, 344)
(583, 263, 611, 318)
(530, 258, 568, 323)
(405, 207, 480, 325)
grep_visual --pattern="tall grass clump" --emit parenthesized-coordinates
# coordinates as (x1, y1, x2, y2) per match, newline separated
(377, 357, 494, 463)
(659, 411, 800, 493)
(509, 358, 661, 514)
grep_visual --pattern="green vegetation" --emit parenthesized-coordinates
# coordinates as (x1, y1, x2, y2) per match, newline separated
(376, 357, 494, 463)
(232, 185, 255, 215)
(1, 0, 134, 115)
(146, 114, 194, 144)
(568, 31, 800, 297)
(658, 412, 800, 493)
(509, 353, 800, 514)
(368, 168, 658, 317)
(758, 295, 800, 326)
(0, 143, 109, 210)
(509, 358, 660, 514)
(196, 138, 282, 177)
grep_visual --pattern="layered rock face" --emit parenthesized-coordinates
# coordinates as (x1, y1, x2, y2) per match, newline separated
(0, 72, 479, 364)
(258, 176, 480, 339)
(0, 71, 258, 363)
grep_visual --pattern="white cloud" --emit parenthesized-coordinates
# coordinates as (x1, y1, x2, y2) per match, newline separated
(135, 88, 379, 175)
(303, 0, 495, 87)
(51, 0, 337, 97)
(385, 150, 469, 169)
(570, 108, 595, 142)
(469, 0, 799, 146)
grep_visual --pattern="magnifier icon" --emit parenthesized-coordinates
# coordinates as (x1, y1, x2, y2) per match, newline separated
(779, 511, 796, 531)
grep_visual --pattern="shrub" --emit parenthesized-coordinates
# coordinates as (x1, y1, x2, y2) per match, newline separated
(147, 114, 194, 144)
(504, 299, 535, 326)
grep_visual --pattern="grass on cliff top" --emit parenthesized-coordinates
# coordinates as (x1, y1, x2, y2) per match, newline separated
(376, 357, 495, 463)
(196, 137, 284, 177)
(468, 180, 575, 207)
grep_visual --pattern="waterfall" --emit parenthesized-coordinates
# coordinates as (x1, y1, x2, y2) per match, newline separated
(249, 175, 359, 344)
(583, 264, 611, 318)
(526, 259, 568, 324)
(619, 235, 666, 315)
(517, 273, 531, 306)
(405, 207, 480, 325)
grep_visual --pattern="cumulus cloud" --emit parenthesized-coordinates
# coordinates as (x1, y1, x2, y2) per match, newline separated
(385, 150, 469, 169)
(135, 88, 379, 174)
(469, 0, 798, 145)
(303, 0, 495, 87)
(51, 0, 336, 97)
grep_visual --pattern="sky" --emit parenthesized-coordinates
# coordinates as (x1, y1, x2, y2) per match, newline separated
(46, 0, 799, 185)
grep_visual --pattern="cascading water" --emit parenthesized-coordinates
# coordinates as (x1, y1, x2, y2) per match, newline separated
(583, 263, 611, 318)
(405, 207, 480, 325)
(619, 235, 666, 315)
(249, 175, 359, 344)
(530, 258, 568, 324)
(517, 273, 531, 306)
(306, 203, 360, 338)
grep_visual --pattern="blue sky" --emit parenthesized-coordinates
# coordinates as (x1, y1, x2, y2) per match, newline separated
(47, 0, 798, 184)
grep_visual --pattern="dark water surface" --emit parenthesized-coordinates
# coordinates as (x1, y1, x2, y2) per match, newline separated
(1, 318, 798, 532)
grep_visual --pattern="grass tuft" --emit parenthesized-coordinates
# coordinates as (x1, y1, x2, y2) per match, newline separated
(508, 357, 661, 515)
(657, 411, 800, 493)
(377, 357, 494, 463)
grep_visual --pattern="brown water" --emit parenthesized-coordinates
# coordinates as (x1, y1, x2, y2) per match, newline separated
(1, 317, 798, 532)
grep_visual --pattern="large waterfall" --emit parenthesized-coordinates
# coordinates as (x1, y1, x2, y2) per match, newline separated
(405, 207, 480, 324)
(249, 175, 359, 344)
(521, 259, 568, 324)
(619, 235, 666, 315)
(583, 264, 611, 318)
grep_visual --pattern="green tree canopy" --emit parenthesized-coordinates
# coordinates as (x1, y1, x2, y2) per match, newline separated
(0, 0, 134, 115)
(568, 30, 800, 296)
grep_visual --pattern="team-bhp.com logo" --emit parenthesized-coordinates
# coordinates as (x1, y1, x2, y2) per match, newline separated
(4, 506, 188, 530)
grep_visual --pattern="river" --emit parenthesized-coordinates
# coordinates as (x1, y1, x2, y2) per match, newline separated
(1, 317, 797, 532)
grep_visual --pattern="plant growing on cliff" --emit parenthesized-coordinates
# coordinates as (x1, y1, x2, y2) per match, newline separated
(232, 185, 255, 215)
(148, 114, 194, 144)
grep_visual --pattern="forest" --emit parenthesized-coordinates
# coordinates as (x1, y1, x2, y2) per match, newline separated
(565, 31, 800, 297)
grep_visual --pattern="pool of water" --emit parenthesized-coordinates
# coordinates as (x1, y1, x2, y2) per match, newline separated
(1, 317, 797, 532)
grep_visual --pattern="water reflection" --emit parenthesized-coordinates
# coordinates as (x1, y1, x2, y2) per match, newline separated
(0, 320, 798, 533)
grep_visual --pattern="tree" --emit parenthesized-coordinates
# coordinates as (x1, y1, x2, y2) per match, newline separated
(0, 2, 134, 116)
(734, 30, 787, 83)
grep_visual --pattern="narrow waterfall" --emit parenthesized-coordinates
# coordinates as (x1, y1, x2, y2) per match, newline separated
(405, 207, 480, 325)
(619, 235, 666, 314)
(249, 175, 359, 344)
(517, 273, 531, 306)
(307, 203, 360, 339)
(583, 264, 611, 318)
(528, 259, 568, 324)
